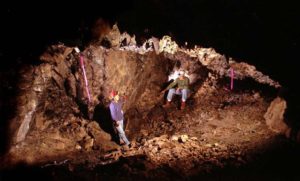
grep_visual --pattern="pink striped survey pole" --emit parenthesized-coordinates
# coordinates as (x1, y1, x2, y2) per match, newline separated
(230, 67, 234, 90)
(80, 54, 91, 103)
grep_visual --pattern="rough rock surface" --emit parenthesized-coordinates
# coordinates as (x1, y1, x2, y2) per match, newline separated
(3, 26, 288, 179)
(264, 97, 288, 134)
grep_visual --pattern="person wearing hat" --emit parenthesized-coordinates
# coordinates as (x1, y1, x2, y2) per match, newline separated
(162, 70, 190, 110)
(109, 90, 131, 147)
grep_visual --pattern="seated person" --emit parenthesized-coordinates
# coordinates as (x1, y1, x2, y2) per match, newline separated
(163, 70, 189, 110)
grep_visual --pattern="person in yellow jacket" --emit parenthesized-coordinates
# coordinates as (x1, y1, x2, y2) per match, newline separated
(162, 70, 189, 110)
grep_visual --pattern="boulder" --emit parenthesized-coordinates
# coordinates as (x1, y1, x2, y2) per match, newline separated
(264, 97, 288, 134)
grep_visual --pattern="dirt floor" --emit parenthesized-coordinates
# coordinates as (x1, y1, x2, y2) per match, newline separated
(3, 80, 299, 181)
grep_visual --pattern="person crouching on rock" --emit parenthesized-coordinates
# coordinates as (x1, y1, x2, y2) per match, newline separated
(162, 70, 190, 110)
(109, 90, 131, 147)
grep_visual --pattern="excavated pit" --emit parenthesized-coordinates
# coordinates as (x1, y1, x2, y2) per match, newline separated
(1, 30, 299, 180)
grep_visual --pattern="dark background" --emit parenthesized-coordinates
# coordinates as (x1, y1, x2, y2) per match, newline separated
(1, 0, 299, 86)
(1, 0, 299, 89)
(0, 0, 299, 109)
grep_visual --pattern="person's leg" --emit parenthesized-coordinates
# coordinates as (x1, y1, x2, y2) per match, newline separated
(119, 120, 125, 144)
(116, 121, 130, 145)
(181, 89, 189, 102)
(181, 89, 189, 110)
(119, 119, 124, 129)
(167, 88, 176, 102)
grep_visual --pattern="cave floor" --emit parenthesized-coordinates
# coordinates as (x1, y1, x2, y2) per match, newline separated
(3, 87, 298, 180)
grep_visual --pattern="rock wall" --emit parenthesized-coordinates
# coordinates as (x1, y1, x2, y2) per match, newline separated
(6, 43, 173, 164)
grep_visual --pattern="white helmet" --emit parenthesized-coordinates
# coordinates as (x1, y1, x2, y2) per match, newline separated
(178, 70, 185, 75)
(74, 47, 80, 53)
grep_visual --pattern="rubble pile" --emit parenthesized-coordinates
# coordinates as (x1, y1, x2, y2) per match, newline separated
(99, 134, 249, 174)
(63, 126, 277, 179)
(136, 134, 249, 174)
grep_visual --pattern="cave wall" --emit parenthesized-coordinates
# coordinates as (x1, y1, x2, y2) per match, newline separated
(6, 31, 286, 164)
(84, 47, 171, 112)
(6, 44, 176, 164)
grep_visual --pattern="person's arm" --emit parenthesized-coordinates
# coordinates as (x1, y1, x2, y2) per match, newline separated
(166, 79, 178, 90)
(186, 77, 190, 87)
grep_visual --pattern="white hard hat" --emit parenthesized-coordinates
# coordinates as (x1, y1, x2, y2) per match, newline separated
(179, 70, 185, 75)
(74, 47, 80, 53)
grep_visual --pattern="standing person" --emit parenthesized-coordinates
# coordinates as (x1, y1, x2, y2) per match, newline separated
(162, 70, 190, 110)
(109, 90, 131, 147)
